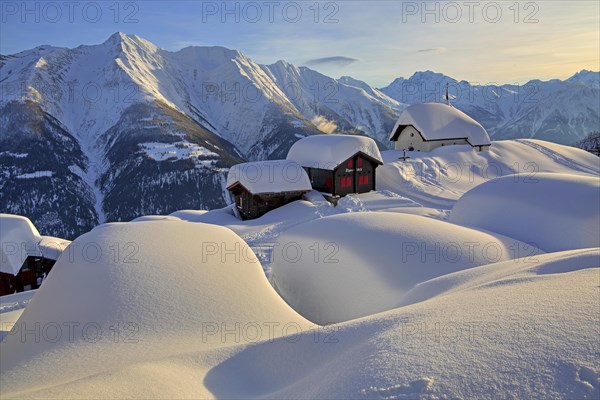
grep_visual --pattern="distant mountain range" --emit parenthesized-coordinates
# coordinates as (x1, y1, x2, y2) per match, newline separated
(380, 69, 600, 144)
(1, 32, 598, 238)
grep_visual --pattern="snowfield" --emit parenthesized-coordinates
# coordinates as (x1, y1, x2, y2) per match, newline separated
(0, 139, 599, 399)
(139, 141, 219, 163)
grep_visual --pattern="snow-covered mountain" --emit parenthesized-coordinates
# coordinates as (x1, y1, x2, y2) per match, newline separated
(1, 33, 598, 238)
(380, 70, 600, 144)
(0, 33, 400, 238)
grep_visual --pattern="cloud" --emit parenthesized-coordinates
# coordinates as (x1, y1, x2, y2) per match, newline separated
(305, 56, 359, 67)
(312, 116, 338, 134)
(416, 48, 447, 54)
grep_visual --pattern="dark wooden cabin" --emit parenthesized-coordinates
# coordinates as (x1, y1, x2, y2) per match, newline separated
(0, 256, 56, 296)
(287, 134, 384, 198)
(227, 184, 309, 220)
(305, 152, 382, 197)
(226, 160, 312, 220)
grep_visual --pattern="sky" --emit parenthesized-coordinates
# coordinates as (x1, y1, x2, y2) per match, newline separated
(1, 1, 598, 87)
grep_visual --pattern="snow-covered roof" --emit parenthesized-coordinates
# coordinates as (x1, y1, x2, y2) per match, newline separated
(226, 160, 312, 194)
(0, 215, 70, 275)
(287, 134, 383, 170)
(0, 215, 41, 275)
(390, 103, 491, 146)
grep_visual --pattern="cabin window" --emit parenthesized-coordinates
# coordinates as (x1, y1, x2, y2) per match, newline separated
(347, 159, 353, 168)
(357, 158, 363, 167)
(341, 176, 352, 188)
(325, 177, 332, 189)
(358, 175, 369, 185)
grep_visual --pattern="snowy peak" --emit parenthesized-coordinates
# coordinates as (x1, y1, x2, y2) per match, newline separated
(102, 32, 159, 53)
(566, 69, 600, 88)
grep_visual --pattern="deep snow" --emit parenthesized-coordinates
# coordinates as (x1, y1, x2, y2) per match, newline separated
(0, 139, 598, 399)
(450, 173, 600, 252)
(270, 212, 544, 324)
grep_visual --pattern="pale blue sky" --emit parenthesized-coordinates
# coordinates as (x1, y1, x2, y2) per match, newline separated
(1, 1, 598, 87)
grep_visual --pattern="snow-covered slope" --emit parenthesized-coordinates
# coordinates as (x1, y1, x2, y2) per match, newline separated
(377, 139, 600, 209)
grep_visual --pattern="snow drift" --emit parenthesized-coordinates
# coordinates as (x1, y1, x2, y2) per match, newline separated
(450, 173, 600, 252)
(270, 212, 543, 324)
(0, 220, 311, 395)
(207, 249, 600, 400)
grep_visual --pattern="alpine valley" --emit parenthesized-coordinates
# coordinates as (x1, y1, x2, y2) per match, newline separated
(1, 32, 598, 238)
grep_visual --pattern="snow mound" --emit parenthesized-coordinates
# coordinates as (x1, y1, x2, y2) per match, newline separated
(206, 248, 600, 400)
(287, 134, 383, 170)
(226, 160, 311, 194)
(390, 103, 491, 146)
(270, 212, 543, 324)
(450, 173, 600, 252)
(0, 221, 310, 395)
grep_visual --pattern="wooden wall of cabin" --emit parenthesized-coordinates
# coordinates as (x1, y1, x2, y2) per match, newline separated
(305, 167, 334, 194)
(333, 155, 377, 196)
(0, 257, 55, 296)
(236, 191, 306, 220)
(355, 155, 376, 193)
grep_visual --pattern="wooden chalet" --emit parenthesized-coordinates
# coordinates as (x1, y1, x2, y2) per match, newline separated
(287, 134, 384, 197)
(226, 160, 312, 220)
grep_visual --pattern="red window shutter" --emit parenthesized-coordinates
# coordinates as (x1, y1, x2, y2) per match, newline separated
(357, 158, 363, 167)
(347, 159, 353, 168)
(357, 175, 369, 185)
(326, 177, 332, 189)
